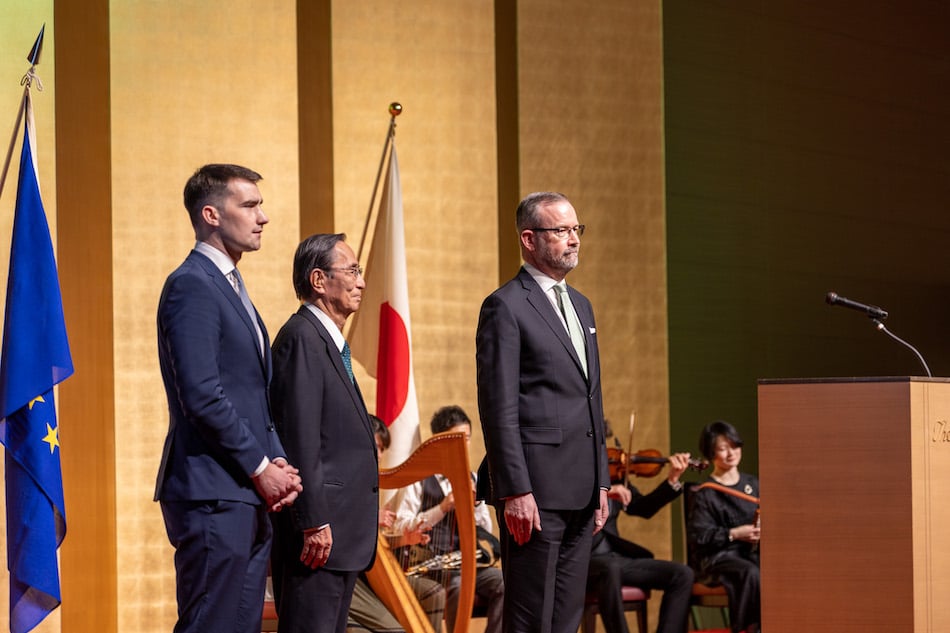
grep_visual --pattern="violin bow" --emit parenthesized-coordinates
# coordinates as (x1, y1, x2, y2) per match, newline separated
(623, 411, 636, 483)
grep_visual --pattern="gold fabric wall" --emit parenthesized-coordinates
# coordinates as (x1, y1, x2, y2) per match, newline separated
(109, 3, 301, 632)
(0, 1, 665, 631)
(516, 0, 670, 568)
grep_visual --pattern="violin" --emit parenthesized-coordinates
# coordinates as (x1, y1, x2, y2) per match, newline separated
(607, 446, 709, 482)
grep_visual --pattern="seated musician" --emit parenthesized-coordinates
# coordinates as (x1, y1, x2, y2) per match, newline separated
(687, 420, 760, 633)
(345, 417, 445, 633)
(588, 420, 694, 633)
(390, 405, 504, 633)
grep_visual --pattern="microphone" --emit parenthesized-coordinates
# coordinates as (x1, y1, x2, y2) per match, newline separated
(825, 292, 888, 320)
(825, 291, 931, 377)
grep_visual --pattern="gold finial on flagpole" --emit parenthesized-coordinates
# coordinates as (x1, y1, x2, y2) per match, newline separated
(389, 102, 403, 118)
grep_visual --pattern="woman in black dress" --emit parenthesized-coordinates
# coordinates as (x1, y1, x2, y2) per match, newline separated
(687, 421, 760, 633)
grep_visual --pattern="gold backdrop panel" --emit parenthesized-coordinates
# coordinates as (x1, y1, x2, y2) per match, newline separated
(330, 0, 498, 450)
(517, 0, 670, 579)
(109, 2, 300, 631)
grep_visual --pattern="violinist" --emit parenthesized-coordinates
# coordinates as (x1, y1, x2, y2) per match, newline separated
(687, 421, 760, 633)
(587, 420, 695, 633)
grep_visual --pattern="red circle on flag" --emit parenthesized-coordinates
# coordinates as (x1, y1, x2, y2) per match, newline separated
(376, 301, 410, 424)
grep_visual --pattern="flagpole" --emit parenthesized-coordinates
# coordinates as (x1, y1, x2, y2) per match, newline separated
(0, 25, 45, 202)
(356, 102, 402, 263)
(0, 91, 29, 201)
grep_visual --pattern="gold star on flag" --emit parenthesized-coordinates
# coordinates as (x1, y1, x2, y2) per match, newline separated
(28, 395, 46, 410)
(42, 423, 59, 454)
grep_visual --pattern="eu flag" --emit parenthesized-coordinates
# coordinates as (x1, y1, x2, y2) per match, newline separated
(0, 93, 73, 633)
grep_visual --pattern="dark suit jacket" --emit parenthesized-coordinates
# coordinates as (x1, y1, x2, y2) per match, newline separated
(269, 306, 378, 571)
(593, 480, 683, 559)
(155, 249, 284, 504)
(476, 267, 609, 510)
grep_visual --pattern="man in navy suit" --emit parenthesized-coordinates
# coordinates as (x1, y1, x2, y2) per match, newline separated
(156, 163, 303, 633)
(476, 192, 610, 633)
(269, 233, 379, 633)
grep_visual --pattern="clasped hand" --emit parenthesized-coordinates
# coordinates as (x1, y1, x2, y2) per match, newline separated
(732, 523, 761, 543)
(254, 458, 303, 512)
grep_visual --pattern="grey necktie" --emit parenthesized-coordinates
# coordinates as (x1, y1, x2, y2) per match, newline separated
(341, 342, 355, 384)
(228, 268, 264, 357)
(554, 283, 588, 376)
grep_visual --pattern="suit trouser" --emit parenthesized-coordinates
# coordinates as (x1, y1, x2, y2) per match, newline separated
(161, 499, 271, 633)
(498, 507, 594, 633)
(588, 553, 694, 633)
(273, 565, 358, 633)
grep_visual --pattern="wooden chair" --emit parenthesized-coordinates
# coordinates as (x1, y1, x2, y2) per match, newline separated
(689, 582, 729, 630)
(581, 585, 650, 633)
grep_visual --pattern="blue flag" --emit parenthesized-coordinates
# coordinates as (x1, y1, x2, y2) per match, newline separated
(0, 94, 72, 633)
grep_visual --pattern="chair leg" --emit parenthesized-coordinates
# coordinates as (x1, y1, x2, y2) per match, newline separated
(635, 603, 647, 633)
(581, 605, 595, 633)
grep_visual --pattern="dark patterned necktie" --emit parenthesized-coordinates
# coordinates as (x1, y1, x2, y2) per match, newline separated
(341, 341, 355, 383)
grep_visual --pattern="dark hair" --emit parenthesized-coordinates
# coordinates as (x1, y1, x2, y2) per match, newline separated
(430, 405, 471, 435)
(183, 163, 262, 227)
(370, 414, 390, 451)
(699, 420, 744, 462)
(292, 233, 346, 300)
(516, 191, 570, 232)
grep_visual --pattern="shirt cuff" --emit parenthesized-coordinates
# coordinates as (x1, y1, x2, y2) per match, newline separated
(252, 456, 270, 477)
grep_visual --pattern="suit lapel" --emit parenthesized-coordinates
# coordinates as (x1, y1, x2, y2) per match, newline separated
(192, 251, 268, 375)
(519, 269, 589, 381)
(297, 307, 375, 441)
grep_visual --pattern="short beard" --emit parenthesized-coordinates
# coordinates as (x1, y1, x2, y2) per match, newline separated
(554, 251, 579, 273)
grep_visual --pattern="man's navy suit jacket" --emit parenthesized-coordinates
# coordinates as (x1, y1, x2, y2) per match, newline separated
(155, 249, 284, 504)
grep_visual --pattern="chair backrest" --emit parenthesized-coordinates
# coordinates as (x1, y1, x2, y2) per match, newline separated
(681, 483, 730, 629)
(681, 482, 702, 573)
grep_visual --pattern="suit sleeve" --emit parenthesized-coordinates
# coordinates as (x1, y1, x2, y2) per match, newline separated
(158, 271, 267, 476)
(476, 293, 532, 500)
(623, 481, 681, 519)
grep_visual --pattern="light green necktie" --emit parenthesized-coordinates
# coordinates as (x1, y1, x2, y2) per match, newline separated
(554, 283, 587, 376)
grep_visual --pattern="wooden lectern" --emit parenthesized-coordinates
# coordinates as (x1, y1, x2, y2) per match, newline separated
(758, 377, 950, 633)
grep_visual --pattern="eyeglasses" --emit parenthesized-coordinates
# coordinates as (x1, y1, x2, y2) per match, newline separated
(528, 225, 586, 239)
(324, 265, 364, 278)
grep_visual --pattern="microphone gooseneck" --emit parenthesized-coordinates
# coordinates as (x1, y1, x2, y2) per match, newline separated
(825, 291, 931, 377)
(873, 319, 932, 378)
